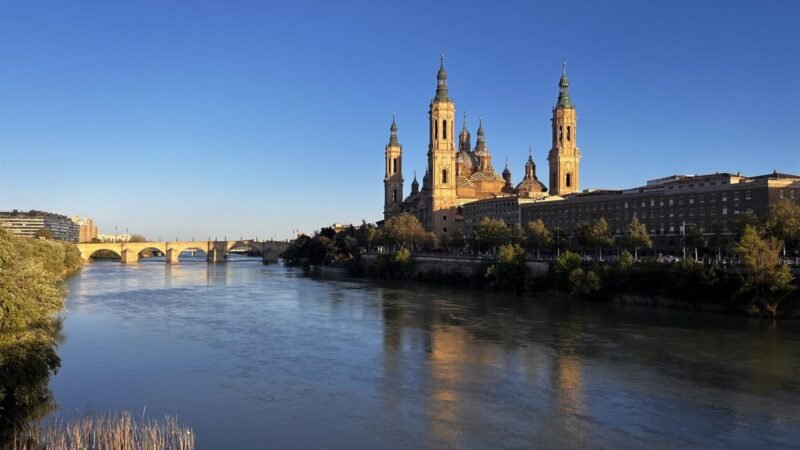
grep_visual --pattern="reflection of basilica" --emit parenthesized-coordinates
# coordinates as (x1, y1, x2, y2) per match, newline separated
(378, 289, 586, 446)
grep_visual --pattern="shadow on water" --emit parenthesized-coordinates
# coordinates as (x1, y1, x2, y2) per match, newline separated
(0, 320, 63, 448)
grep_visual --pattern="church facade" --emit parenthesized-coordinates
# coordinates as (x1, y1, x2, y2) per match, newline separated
(383, 56, 580, 237)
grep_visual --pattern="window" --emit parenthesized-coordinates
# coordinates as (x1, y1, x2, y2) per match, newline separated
(559, 126, 563, 142)
(443, 215, 447, 221)
(746, 190, 752, 200)
(650, 199, 655, 206)
(392, 189, 397, 203)
(780, 190, 785, 199)
(443, 120, 447, 140)
(722, 194, 727, 202)
(689, 198, 694, 204)
(443, 227, 447, 233)
(567, 126, 571, 141)
(393, 158, 397, 174)
(566, 173, 572, 187)
(669, 198, 674, 206)
(434, 120, 439, 139)
(442, 169, 448, 184)
(722, 207, 728, 215)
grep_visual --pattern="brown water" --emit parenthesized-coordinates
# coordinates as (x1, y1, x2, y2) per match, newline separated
(51, 256, 800, 449)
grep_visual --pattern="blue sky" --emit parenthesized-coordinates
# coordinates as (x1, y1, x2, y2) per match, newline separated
(1, 0, 798, 240)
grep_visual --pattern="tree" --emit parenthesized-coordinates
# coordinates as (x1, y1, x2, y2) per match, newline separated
(734, 225, 795, 316)
(618, 250, 634, 269)
(473, 217, 510, 251)
(128, 234, 147, 243)
(527, 219, 552, 260)
(577, 217, 615, 260)
(509, 224, 525, 246)
(766, 199, 800, 255)
(623, 217, 652, 260)
(35, 227, 52, 240)
(490, 243, 528, 292)
(683, 223, 707, 262)
(382, 213, 427, 249)
(709, 224, 732, 262)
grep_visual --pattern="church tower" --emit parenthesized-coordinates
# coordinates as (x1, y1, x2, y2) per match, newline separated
(548, 60, 581, 196)
(383, 115, 403, 220)
(427, 53, 457, 235)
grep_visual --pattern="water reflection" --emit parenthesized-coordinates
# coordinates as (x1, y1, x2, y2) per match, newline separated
(0, 321, 62, 447)
(49, 261, 800, 449)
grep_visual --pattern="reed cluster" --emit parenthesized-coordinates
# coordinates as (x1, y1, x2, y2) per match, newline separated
(13, 412, 194, 450)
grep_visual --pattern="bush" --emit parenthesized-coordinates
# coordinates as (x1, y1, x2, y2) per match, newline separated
(618, 250, 634, 269)
(568, 268, 601, 296)
(486, 244, 528, 292)
(556, 251, 582, 291)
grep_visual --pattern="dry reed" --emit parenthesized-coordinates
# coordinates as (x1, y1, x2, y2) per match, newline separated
(13, 411, 195, 450)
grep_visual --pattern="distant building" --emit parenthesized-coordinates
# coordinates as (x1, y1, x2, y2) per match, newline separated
(70, 216, 98, 243)
(97, 233, 131, 243)
(0, 210, 80, 242)
(331, 223, 350, 233)
(519, 171, 800, 254)
(462, 195, 544, 237)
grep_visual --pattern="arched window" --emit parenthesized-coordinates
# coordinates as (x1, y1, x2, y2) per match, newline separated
(393, 158, 397, 174)
(559, 126, 563, 142)
(392, 189, 397, 203)
(566, 173, 572, 187)
(443, 120, 447, 140)
(435, 120, 439, 140)
(567, 126, 571, 141)
(442, 169, 448, 184)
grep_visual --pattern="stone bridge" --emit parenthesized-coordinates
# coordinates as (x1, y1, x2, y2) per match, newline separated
(76, 240, 290, 264)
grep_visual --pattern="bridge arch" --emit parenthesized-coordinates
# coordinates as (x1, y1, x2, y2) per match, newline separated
(84, 247, 122, 261)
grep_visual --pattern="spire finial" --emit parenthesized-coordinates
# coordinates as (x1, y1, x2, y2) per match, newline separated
(505, 156, 508, 169)
(463, 112, 467, 130)
(440, 50, 445, 67)
(529, 145, 532, 157)
(562, 58, 567, 76)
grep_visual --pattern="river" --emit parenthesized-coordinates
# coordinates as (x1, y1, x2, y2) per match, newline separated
(51, 256, 800, 449)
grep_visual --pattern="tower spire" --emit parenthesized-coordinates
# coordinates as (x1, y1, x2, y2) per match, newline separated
(557, 59, 574, 109)
(389, 114, 399, 146)
(435, 51, 449, 101)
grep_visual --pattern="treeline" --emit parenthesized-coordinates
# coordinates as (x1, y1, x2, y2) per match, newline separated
(0, 229, 82, 445)
(282, 200, 799, 317)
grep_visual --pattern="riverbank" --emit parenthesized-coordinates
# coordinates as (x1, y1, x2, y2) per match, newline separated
(347, 252, 800, 318)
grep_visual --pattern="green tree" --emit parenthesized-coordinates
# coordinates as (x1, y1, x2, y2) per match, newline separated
(734, 225, 795, 316)
(526, 219, 552, 260)
(509, 224, 525, 246)
(709, 224, 732, 261)
(568, 268, 602, 296)
(34, 227, 52, 240)
(0, 229, 74, 443)
(489, 243, 528, 292)
(577, 217, 615, 260)
(618, 249, 634, 269)
(128, 234, 148, 243)
(623, 217, 652, 260)
(473, 217, 510, 251)
(383, 213, 427, 249)
(766, 199, 800, 255)
(683, 223, 707, 262)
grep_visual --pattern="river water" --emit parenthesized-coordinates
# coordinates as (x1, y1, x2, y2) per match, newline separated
(52, 256, 800, 449)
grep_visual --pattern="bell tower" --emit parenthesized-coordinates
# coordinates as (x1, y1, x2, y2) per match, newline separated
(427, 52, 457, 235)
(383, 115, 403, 220)
(548, 60, 581, 196)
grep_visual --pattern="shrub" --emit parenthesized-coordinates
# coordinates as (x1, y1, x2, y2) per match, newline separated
(568, 268, 601, 296)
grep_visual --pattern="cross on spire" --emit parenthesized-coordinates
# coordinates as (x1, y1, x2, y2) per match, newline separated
(562, 58, 567, 75)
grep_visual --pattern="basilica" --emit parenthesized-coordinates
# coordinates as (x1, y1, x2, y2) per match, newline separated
(383, 56, 582, 237)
